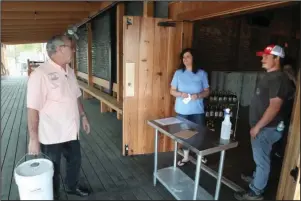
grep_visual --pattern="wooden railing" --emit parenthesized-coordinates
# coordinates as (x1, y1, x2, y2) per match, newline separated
(27, 59, 44, 76)
(1, 62, 9, 76)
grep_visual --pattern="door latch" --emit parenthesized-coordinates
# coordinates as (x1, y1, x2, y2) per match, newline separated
(125, 144, 129, 156)
(290, 166, 299, 183)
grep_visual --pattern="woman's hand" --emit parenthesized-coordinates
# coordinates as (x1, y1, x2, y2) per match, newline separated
(191, 94, 199, 100)
(181, 92, 189, 98)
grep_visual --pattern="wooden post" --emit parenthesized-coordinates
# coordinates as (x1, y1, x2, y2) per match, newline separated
(116, 2, 125, 120)
(87, 23, 93, 87)
(143, 1, 154, 17)
(276, 70, 300, 200)
(73, 50, 77, 74)
(84, 22, 93, 100)
(27, 59, 31, 76)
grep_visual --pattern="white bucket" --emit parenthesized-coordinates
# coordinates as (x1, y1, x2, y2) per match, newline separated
(14, 157, 54, 200)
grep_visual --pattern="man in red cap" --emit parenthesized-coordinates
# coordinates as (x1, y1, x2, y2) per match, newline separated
(234, 45, 295, 200)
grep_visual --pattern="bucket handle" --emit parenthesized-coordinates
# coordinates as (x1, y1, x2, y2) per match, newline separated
(15, 152, 52, 170)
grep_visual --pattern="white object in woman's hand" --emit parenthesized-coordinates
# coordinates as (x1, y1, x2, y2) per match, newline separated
(183, 94, 191, 104)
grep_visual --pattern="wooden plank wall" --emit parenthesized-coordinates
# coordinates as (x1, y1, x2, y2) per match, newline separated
(168, 1, 294, 21)
(123, 16, 193, 155)
(276, 71, 300, 200)
(116, 3, 125, 120)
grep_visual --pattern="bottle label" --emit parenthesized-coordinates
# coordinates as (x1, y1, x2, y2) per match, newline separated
(205, 111, 209, 117)
(219, 111, 223, 117)
(214, 111, 219, 117)
(210, 111, 214, 117)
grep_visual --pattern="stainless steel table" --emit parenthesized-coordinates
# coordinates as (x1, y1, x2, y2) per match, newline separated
(147, 116, 238, 200)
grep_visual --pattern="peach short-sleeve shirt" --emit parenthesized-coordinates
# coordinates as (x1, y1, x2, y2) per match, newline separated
(27, 59, 82, 145)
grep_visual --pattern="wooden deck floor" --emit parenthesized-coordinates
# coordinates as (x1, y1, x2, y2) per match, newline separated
(1, 77, 282, 200)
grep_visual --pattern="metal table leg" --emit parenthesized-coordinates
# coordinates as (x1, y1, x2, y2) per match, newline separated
(214, 150, 226, 200)
(153, 129, 158, 186)
(173, 141, 178, 169)
(193, 154, 202, 200)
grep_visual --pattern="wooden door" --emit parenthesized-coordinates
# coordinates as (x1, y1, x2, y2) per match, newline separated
(122, 16, 193, 156)
(276, 70, 300, 200)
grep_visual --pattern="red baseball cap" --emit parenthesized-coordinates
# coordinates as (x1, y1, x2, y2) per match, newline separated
(256, 44, 285, 58)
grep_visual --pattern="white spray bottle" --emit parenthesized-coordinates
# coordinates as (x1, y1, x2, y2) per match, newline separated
(220, 108, 232, 140)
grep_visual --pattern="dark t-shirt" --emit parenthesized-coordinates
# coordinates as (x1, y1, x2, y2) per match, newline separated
(249, 70, 295, 128)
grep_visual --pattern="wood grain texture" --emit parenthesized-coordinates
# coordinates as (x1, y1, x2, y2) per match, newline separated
(276, 71, 300, 200)
(78, 80, 123, 114)
(123, 17, 193, 155)
(153, 18, 168, 152)
(168, 1, 294, 21)
(116, 3, 125, 120)
(122, 16, 141, 156)
(143, 1, 154, 17)
(137, 17, 155, 154)
(87, 23, 93, 86)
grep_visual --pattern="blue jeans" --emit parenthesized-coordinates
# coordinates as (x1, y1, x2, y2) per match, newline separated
(249, 127, 283, 195)
(176, 113, 205, 126)
(176, 113, 205, 150)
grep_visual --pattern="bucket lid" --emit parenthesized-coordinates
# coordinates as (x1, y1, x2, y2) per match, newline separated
(15, 158, 53, 177)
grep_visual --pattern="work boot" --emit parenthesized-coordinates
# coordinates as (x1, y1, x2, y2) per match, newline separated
(234, 190, 264, 200)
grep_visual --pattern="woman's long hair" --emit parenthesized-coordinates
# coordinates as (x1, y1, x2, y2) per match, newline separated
(179, 48, 200, 74)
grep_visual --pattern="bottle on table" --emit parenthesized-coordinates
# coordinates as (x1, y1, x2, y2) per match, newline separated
(220, 108, 232, 140)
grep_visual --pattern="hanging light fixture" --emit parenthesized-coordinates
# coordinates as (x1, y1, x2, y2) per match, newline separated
(66, 26, 79, 40)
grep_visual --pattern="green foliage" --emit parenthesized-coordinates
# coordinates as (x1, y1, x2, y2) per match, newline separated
(15, 43, 42, 53)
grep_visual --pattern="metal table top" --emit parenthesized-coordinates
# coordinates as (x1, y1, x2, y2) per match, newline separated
(147, 116, 238, 156)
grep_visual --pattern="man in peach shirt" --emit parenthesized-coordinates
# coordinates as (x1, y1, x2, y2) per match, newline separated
(27, 35, 90, 199)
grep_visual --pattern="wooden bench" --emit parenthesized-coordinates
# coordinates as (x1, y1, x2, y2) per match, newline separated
(77, 80, 123, 118)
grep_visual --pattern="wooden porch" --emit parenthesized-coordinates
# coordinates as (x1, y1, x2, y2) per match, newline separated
(1, 1, 300, 200)
(1, 77, 286, 200)
(0, 77, 173, 200)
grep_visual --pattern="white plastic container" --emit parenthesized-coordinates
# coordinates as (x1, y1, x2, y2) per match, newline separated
(14, 158, 54, 200)
(220, 108, 232, 140)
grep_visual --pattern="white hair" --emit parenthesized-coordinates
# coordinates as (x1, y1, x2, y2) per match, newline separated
(46, 35, 71, 57)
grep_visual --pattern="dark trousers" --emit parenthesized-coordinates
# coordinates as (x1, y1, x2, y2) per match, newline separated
(41, 140, 81, 195)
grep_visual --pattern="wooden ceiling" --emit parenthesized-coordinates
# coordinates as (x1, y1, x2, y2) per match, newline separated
(1, 1, 115, 44)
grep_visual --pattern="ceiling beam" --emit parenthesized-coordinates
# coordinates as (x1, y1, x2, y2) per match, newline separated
(2, 29, 65, 33)
(1, 1, 114, 12)
(2, 31, 64, 37)
(169, 1, 294, 21)
(1, 34, 59, 41)
(3, 40, 49, 45)
(2, 19, 78, 26)
(2, 24, 68, 29)
(1, 11, 90, 20)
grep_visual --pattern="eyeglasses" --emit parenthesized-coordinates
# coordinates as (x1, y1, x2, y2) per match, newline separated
(61, 44, 75, 51)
